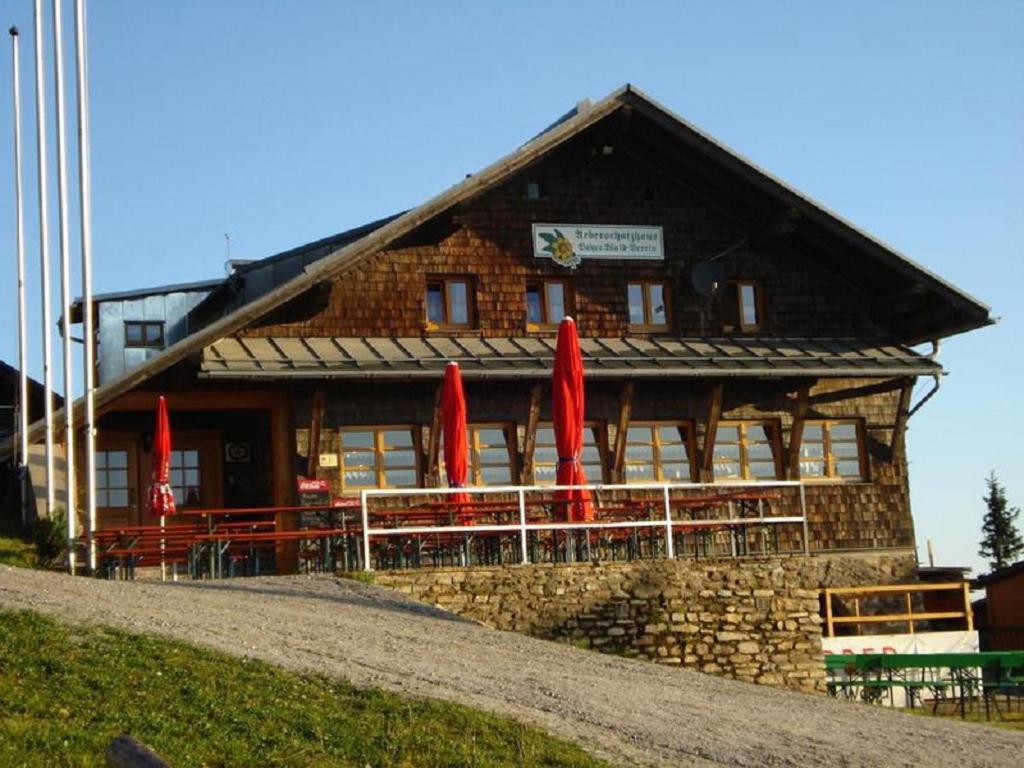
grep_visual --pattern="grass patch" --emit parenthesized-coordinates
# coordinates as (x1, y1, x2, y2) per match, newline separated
(339, 569, 376, 585)
(900, 706, 1024, 732)
(0, 611, 605, 768)
(0, 534, 35, 568)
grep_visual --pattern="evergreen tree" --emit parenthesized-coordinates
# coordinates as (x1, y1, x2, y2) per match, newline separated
(978, 471, 1023, 573)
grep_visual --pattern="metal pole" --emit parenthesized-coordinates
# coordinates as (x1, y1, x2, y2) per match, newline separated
(10, 26, 30, 526)
(662, 484, 674, 559)
(73, 0, 97, 573)
(799, 483, 809, 555)
(32, 0, 56, 518)
(360, 490, 371, 571)
(518, 488, 528, 564)
(52, 0, 76, 574)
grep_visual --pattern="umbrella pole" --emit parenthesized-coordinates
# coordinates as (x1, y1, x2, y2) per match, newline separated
(159, 514, 166, 581)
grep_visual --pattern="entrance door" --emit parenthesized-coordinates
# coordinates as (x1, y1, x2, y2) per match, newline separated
(95, 439, 140, 530)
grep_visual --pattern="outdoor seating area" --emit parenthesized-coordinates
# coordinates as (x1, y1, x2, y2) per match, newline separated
(825, 652, 1024, 720)
(81, 480, 808, 579)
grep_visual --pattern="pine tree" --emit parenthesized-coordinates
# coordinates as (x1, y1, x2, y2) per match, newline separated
(978, 471, 1023, 573)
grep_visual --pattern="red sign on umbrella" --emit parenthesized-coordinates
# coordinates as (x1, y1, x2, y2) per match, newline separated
(552, 317, 594, 521)
(441, 362, 472, 525)
(146, 395, 176, 518)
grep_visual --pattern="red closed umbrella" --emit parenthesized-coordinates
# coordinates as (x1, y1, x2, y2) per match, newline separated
(552, 317, 593, 521)
(146, 395, 176, 519)
(440, 363, 472, 525)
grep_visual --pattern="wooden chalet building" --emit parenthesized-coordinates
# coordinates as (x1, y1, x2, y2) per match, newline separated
(15, 85, 992, 574)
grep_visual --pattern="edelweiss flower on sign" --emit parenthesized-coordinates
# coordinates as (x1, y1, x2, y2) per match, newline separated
(536, 228, 581, 268)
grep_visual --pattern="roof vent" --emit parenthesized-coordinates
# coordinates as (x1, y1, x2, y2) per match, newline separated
(575, 98, 592, 115)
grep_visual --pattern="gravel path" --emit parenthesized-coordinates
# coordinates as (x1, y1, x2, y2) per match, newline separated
(2, 566, 1021, 767)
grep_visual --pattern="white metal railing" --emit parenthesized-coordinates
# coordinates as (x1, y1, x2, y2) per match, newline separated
(359, 480, 809, 571)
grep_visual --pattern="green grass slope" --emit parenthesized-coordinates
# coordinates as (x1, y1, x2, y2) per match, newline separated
(0, 611, 606, 768)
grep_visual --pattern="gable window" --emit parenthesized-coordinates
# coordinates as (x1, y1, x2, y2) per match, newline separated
(712, 420, 781, 481)
(532, 422, 606, 484)
(723, 280, 764, 333)
(623, 422, 694, 483)
(340, 427, 420, 490)
(526, 279, 571, 329)
(799, 420, 866, 481)
(425, 277, 473, 329)
(124, 321, 165, 348)
(627, 281, 669, 329)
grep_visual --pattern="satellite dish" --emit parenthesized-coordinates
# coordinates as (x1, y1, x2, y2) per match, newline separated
(691, 260, 727, 297)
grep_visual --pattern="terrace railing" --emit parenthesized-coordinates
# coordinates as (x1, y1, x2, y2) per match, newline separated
(359, 480, 808, 571)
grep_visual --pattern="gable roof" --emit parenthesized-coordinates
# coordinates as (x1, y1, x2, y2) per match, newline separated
(6, 84, 993, 449)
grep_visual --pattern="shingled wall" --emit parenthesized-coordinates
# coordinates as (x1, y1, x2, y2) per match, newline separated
(244, 137, 887, 340)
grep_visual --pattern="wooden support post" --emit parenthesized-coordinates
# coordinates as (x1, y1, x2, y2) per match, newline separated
(520, 382, 543, 484)
(824, 588, 834, 638)
(890, 378, 915, 462)
(611, 381, 635, 483)
(425, 382, 443, 486)
(786, 384, 811, 480)
(305, 388, 325, 478)
(906, 592, 915, 634)
(700, 383, 724, 481)
(271, 392, 298, 573)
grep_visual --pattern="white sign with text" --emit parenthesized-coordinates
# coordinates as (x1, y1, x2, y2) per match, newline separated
(532, 224, 664, 268)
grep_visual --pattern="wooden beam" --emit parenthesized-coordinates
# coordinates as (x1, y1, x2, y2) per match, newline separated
(520, 383, 544, 484)
(305, 388, 325, 477)
(786, 384, 810, 479)
(700, 383, 724, 480)
(890, 378, 915, 462)
(611, 381, 635, 483)
(807, 377, 911, 407)
(425, 382, 443, 486)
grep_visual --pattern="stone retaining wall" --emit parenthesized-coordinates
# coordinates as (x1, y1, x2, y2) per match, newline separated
(375, 552, 916, 694)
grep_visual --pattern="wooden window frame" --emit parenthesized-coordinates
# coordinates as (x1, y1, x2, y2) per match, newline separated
(124, 320, 165, 348)
(712, 419, 782, 481)
(525, 278, 573, 330)
(531, 421, 608, 484)
(723, 280, 765, 333)
(339, 425, 421, 491)
(466, 422, 517, 486)
(798, 419, 868, 483)
(626, 280, 671, 331)
(425, 276, 475, 330)
(622, 421, 696, 483)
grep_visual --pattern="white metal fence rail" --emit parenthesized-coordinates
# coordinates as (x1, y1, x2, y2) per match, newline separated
(359, 480, 809, 571)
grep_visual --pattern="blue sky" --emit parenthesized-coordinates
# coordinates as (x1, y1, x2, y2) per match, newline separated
(1, 1, 1021, 575)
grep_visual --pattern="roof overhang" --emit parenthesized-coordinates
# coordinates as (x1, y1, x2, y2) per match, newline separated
(199, 335, 941, 381)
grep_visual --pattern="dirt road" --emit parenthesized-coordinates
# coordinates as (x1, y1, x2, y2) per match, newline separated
(2, 566, 1020, 766)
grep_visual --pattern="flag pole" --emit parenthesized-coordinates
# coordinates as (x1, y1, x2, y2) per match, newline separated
(32, 0, 56, 520)
(9, 26, 30, 527)
(73, 0, 97, 573)
(52, 0, 77, 574)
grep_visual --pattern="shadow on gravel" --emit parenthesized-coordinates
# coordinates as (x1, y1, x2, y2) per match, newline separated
(154, 577, 474, 625)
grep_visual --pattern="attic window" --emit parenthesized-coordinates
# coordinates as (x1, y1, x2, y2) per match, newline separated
(526, 181, 543, 201)
(124, 321, 165, 348)
(722, 280, 764, 333)
(426, 276, 474, 330)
